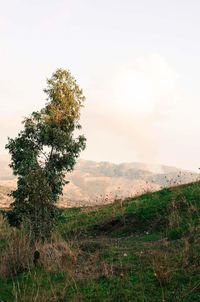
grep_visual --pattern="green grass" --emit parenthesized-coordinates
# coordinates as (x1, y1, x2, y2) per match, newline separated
(59, 182, 200, 239)
(0, 182, 200, 301)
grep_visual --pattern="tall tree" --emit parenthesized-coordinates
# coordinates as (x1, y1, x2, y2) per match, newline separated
(6, 69, 86, 239)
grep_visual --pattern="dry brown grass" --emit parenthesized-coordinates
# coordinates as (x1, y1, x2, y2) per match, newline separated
(0, 215, 33, 277)
(151, 252, 174, 286)
(0, 213, 12, 239)
(148, 251, 175, 302)
(0, 215, 78, 279)
(0, 229, 33, 277)
(35, 233, 77, 273)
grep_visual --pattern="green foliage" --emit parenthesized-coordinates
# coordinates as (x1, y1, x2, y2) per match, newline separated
(167, 227, 184, 240)
(5, 69, 86, 239)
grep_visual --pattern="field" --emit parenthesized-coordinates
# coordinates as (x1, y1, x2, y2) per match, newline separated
(0, 182, 200, 301)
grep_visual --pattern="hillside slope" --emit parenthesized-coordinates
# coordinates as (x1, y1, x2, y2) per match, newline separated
(0, 155, 199, 208)
(0, 182, 200, 301)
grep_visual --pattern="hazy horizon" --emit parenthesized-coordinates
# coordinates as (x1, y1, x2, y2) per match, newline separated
(1, 0, 200, 171)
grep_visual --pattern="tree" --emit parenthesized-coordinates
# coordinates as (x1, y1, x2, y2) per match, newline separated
(6, 69, 86, 240)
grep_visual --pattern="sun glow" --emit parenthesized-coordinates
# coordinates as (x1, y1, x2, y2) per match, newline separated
(114, 55, 178, 116)
(115, 70, 155, 115)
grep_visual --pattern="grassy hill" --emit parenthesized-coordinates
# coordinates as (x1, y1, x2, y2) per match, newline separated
(0, 182, 200, 301)
(0, 155, 199, 208)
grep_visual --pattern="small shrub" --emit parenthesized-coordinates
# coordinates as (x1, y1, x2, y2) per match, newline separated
(167, 227, 184, 240)
(168, 210, 181, 229)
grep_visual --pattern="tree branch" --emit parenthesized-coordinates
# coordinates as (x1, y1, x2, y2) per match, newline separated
(49, 146, 54, 161)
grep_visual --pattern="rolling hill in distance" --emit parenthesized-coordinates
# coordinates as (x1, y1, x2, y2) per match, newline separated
(0, 154, 199, 208)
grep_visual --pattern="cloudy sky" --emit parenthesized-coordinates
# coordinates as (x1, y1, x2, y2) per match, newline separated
(1, 0, 200, 171)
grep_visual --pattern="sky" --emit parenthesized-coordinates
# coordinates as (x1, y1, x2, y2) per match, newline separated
(1, 0, 200, 171)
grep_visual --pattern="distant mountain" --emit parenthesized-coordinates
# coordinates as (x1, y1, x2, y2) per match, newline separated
(0, 155, 199, 208)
